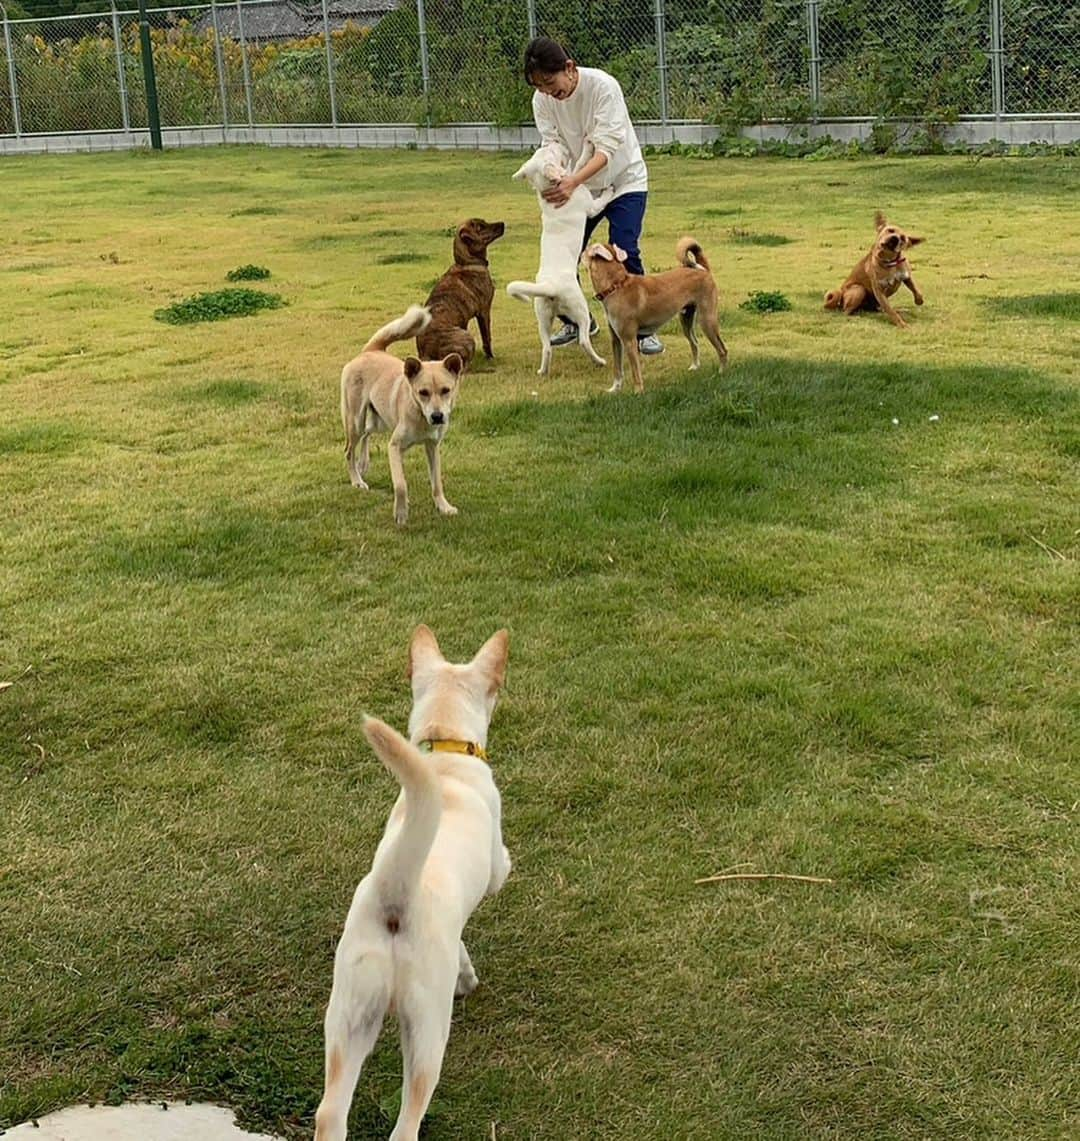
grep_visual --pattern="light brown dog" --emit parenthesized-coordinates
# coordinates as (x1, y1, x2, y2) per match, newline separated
(341, 305, 464, 526)
(416, 218, 506, 369)
(825, 211, 925, 328)
(581, 236, 728, 394)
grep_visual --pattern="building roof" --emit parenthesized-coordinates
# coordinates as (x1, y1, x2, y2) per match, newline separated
(196, 1, 398, 43)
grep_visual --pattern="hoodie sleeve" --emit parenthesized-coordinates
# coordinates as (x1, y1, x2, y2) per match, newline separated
(589, 80, 628, 161)
(533, 91, 562, 147)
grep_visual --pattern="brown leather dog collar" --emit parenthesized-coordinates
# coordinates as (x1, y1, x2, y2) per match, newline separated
(594, 278, 630, 303)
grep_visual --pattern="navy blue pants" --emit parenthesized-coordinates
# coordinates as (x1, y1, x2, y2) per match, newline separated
(582, 190, 648, 275)
(558, 191, 648, 325)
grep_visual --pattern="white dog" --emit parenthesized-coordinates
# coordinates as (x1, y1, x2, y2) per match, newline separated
(506, 143, 614, 376)
(314, 625, 511, 1141)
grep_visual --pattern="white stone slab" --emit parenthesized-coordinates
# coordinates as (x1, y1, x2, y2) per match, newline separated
(5, 1102, 284, 1140)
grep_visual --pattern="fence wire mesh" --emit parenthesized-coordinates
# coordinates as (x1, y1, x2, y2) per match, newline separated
(0, 0, 1076, 136)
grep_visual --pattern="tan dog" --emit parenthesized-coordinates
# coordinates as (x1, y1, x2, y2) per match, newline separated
(314, 625, 511, 1141)
(825, 211, 925, 328)
(416, 218, 505, 369)
(582, 236, 728, 394)
(341, 305, 464, 526)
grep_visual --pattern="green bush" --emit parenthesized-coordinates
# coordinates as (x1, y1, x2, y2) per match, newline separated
(153, 288, 286, 325)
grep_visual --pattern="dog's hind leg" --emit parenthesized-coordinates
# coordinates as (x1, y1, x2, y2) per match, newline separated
(697, 305, 729, 369)
(534, 297, 555, 376)
(680, 305, 701, 370)
(391, 983, 455, 1141)
(564, 292, 606, 366)
(345, 401, 370, 490)
(841, 285, 868, 315)
(315, 969, 390, 1141)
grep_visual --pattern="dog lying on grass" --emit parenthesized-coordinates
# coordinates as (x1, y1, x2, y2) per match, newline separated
(824, 211, 925, 328)
(581, 236, 728, 394)
(416, 218, 505, 370)
(314, 625, 511, 1141)
(341, 305, 463, 526)
(506, 143, 613, 377)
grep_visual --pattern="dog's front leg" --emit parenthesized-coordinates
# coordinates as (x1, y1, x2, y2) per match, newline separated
(424, 440, 457, 517)
(902, 273, 924, 306)
(607, 324, 624, 393)
(477, 308, 494, 357)
(873, 285, 908, 329)
(388, 435, 410, 525)
(623, 331, 646, 394)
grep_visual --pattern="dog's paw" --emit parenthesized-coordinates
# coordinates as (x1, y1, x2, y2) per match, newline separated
(394, 508, 409, 526)
(437, 501, 458, 517)
(350, 477, 369, 490)
(915, 295, 925, 306)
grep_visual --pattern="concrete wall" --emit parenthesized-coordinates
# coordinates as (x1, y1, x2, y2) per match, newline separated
(2, 118, 1078, 157)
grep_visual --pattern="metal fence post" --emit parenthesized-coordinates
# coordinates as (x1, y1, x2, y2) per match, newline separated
(2, 3, 21, 137)
(989, 0, 1005, 117)
(321, 0, 337, 127)
(236, 0, 254, 127)
(653, 0, 669, 127)
(416, 0, 431, 127)
(136, 0, 162, 148)
(526, 0, 536, 41)
(806, 0, 821, 121)
(110, 0, 130, 132)
(209, 0, 229, 130)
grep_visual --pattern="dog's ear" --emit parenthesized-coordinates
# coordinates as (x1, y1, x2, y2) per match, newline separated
(905, 234, 925, 247)
(403, 357, 423, 381)
(612, 245, 628, 263)
(585, 243, 612, 262)
(471, 629, 509, 697)
(874, 210, 888, 231)
(409, 624, 444, 679)
(442, 352, 464, 377)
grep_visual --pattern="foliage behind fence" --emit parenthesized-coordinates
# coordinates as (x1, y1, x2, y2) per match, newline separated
(0, 0, 1077, 138)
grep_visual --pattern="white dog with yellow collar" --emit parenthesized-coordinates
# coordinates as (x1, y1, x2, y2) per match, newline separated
(314, 625, 511, 1141)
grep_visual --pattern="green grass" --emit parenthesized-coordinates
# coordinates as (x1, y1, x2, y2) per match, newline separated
(1, 148, 1078, 1140)
(153, 287, 286, 325)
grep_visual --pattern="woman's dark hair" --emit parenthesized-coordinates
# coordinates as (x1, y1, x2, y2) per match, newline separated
(523, 37, 571, 83)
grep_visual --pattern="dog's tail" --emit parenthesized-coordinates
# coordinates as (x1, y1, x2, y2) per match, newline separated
(506, 280, 556, 303)
(364, 716, 441, 908)
(677, 236, 710, 272)
(361, 304, 431, 354)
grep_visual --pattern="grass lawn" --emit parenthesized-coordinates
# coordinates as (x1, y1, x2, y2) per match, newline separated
(1, 146, 1077, 1139)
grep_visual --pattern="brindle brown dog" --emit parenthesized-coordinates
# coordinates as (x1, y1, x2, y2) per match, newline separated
(825, 211, 925, 329)
(416, 218, 505, 369)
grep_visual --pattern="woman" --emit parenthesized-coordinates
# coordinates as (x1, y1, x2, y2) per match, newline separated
(523, 36, 663, 355)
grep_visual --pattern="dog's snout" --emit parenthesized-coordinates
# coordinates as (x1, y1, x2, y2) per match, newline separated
(430, 411, 446, 425)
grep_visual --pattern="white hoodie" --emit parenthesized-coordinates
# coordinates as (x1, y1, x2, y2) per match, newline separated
(532, 67, 648, 200)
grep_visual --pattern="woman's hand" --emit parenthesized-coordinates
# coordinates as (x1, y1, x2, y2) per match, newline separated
(541, 176, 578, 208)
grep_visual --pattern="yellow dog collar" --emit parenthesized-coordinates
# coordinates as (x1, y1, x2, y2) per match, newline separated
(418, 739, 488, 761)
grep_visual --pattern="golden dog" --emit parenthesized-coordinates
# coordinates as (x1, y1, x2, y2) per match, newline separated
(581, 236, 728, 394)
(341, 305, 464, 526)
(825, 211, 925, 328)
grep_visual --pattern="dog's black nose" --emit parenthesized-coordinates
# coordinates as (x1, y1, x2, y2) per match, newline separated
(430, 411, 445, 425)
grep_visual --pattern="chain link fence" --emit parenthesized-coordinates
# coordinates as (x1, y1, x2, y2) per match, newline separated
(0, 0, 1076, 138)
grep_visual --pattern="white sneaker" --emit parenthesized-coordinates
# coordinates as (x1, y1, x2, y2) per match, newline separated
(638, 334, 664, 355)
